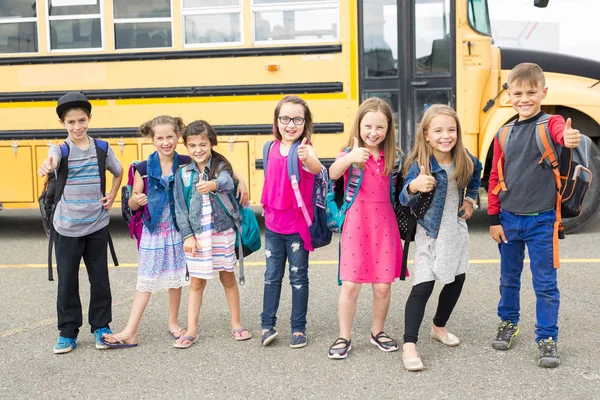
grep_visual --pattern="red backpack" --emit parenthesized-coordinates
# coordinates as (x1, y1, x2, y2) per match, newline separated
(121, 161, 148, 248)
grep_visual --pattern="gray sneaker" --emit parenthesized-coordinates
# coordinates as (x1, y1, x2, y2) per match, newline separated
(492, 320, 519, 350)
(290, 333, 307, 349)
(538, 337, 560, 368)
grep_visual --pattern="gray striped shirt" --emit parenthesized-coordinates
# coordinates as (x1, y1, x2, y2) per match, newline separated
(49, 137, 122, 237)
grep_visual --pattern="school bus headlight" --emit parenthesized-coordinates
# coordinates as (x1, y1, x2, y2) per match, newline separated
(265, 64, 280, 72)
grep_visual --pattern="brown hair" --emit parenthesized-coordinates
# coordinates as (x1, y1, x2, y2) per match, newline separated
(183, 120, 234, 181)
(403, 104, 473, 189)
(138, 115, 185, 138)
(507, 62, 546, 89)
(272, 95, 314, 142)
(346, 97, 399, 175)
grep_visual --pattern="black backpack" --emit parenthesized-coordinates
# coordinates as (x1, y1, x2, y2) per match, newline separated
(393, 164, 433, 280)
(38, 139, 119, 281)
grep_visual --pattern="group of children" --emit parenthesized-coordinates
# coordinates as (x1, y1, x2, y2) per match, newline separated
(37, 62, 580, 370)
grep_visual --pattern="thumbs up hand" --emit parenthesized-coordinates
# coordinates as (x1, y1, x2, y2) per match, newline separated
(196, 173, 214, 194)
(563, 118, 581, 148)
(409, 165, 437, 193)
(350, 137, 370, 164)
(298, 137, 309, 162)
(38, 156, 57, 176)
(133, 189, 148, 206)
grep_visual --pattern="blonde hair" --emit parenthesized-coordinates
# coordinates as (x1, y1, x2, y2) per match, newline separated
(404, 104, 473, 189)
(346, 97, 399, 175)
(138, 115, 185, 138)
(507, 62, 546, 89)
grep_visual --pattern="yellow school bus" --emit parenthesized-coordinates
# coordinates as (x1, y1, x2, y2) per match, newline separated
(1, 0, 599, 231)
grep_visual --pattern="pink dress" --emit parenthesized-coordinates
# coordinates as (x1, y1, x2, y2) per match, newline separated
(261, 140, 315, 251)
(339, 151, 402, 283)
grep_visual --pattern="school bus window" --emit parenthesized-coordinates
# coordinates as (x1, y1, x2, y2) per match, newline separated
(182, 0, 242, 46)
(362, 0, 398, 78)
(252, 0, 338, 43)
(415, 0, 451, 75)
(0, 0, 38, 54)
(113, 0, 172, 49)
(47, 0, 103, 51)
(468, 0, 491, 36)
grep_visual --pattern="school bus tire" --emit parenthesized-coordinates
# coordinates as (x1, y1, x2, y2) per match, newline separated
(562, 140, 600, 233)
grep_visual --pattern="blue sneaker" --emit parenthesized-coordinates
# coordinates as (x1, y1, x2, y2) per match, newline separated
(94, 327, 113, 350)
(53, 336, 77, 354)
(261, 329, 278, 346)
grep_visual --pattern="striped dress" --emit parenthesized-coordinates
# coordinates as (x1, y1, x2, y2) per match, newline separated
(185, 192, 237, 279)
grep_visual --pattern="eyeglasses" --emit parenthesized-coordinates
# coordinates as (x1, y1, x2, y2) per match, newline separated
(278, 116, 305, 126)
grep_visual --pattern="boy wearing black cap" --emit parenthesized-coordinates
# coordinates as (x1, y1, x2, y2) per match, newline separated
(38, 92, 123, 354)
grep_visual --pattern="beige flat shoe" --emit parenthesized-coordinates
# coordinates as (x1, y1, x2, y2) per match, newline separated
(402, 352, 424, 371)
(431, 327, 460, 346)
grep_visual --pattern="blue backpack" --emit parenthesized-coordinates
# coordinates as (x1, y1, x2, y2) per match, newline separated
(263, 140, 332, 249)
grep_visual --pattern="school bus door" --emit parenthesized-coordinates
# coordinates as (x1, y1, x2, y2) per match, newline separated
(358, 0, 455, 153)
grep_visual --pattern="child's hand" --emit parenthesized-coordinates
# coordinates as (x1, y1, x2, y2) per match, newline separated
(196, 174, 214, 194)
(236, 180, 249, 205)
(490, 225, 507, 244)
(458, 200, 474, 220)
(37, 156, 57, 177)
(349, 137, 370, 164)
(184, 236, 200, 255)
(133, 190, 148, 206)
(409, 166, 436, 193)
(99, 194, 115, 210)
(297, 138, 310, 162)
(563, 118, 581, 148)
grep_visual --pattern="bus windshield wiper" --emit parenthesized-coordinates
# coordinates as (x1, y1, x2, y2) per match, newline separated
(483, 83, 508, 112)
(590, 80, 600, 89)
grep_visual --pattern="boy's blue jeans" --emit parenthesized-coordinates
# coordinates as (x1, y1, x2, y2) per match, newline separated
(261, 228, 309, 333)
(497, 209, 560, 342)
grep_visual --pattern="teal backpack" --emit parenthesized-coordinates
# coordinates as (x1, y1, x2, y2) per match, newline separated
(179, 168, 261, 286)
(325, 149, 401, 232)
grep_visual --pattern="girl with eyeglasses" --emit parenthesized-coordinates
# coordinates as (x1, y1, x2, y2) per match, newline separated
(259, 95, 323, 348)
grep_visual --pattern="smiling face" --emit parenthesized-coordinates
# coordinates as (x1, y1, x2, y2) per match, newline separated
(152, 123, 178, 158)
(425, 114, 457, 162)
(185, 134, 212, 167)
(277, 102, 306, 146)
(507, 80, 547, 121)
(359, 110, 388, 152)
(60, 108, 91, 144)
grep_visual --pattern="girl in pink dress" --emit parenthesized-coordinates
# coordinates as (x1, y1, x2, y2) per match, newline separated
(327, 97, 403, 359)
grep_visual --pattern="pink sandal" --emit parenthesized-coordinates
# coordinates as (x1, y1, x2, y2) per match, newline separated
(173, 335, 199, 349)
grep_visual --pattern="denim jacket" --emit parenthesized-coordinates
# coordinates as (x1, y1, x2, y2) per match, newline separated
(174, 155, 238, 239)
(399, 152, 482, 239)
(145, 151, 189, 234)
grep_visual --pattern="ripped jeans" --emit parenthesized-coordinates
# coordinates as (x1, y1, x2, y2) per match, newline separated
(261, 228, 309, 333)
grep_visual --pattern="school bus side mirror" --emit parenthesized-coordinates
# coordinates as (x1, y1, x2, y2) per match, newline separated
(534, 0, 549, 7)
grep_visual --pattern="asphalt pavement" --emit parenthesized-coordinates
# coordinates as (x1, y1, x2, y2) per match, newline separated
(1, 207, 599, 399)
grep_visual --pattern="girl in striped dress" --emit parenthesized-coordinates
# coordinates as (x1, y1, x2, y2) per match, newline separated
(101, 115, 189, 348)
(173, 120, 252, 348)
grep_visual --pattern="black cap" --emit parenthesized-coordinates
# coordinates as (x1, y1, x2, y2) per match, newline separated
(56, 92, 92, 118)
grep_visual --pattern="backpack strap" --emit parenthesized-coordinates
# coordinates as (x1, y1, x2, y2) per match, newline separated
(94, 138, 109, 195)
(342, 148, 363, 211)
(491, 124, 513, 195)
(93, 138, 118, 267)
(535, 120, 563, 269)
(180, 168, 195, 210)
(48, 142, 69, 281)
(287, 140, 302, 183)
(262, 140, 274, 177)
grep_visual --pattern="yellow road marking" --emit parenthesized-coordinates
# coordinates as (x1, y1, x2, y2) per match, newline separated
(1, 258, 600, 269)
